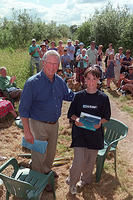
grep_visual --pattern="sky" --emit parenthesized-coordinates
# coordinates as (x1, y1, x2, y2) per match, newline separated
(0, 0, 133, 26)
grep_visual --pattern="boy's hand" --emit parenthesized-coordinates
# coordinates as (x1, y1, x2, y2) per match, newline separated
(94, 121, 102, 129)
(75, 118, 83, 127)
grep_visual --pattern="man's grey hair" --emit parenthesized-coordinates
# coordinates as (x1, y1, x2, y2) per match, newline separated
(0, 66, 7, 73)
(42, 50, 60, 64)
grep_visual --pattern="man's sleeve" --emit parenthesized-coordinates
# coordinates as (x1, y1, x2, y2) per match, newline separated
(62, 80, 74, 101)
(19, 81, 33, 118)
(67, 94, 78, 119)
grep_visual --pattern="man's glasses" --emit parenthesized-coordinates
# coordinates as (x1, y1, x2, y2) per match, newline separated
(45, 62, 59, 67)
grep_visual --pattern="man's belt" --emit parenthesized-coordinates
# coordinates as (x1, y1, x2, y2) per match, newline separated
(40, 121, 57, 124)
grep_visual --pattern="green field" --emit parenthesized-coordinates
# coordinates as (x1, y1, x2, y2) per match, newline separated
(0, 48, 31, 89)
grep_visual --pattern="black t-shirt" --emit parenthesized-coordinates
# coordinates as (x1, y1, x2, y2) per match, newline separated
(67, 90, 111, 150)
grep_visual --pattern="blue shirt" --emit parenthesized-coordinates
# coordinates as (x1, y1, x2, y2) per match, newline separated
(61, 54, 71, 68)
(65, 45, 75, 60)
(19, 70, 74, 122)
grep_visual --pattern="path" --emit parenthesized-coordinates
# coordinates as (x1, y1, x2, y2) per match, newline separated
(110, 99, 133, 166)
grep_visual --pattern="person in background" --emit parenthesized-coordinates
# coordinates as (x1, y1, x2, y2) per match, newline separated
(76, 42, 85, 56)
(57, 40, 64, 56)
(74, 40, 79, 54)
(76, 48, 89, 88)
(117, 49, 132, 90)
(65, 39, 75, 72)
(120, 65, 133, 96)
(56, 69, 64, 79)
(66, 66, 111, 195)
(0, 67, 22, 101)
(97, 45, 104, 80)
(104, 43, 115, 69)
(114, 47, 125, 88)
(74, 40, 80, 68)
(43, 39, 50, 50)
(39, 42, 47, 70)
(97, 45, 103, 67)
(87, 41, 98, 66)
(61, 48, 71, 72)
(64, 65, 74, 82)
(120, 49, 132, 74)
(48, 41, 57, 51)
(106, 53, 116, 89)
(0, 98, 18, 119)
(19, 50, 74, 192)
(29, 38, 40, 75)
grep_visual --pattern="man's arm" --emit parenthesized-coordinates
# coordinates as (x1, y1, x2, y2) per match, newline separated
(62, 80, 74, 101)
(21, 117, 34, 144)
(29, 46, 37, 56)
(19, 81, 34, 144)
(29, 49, 36, 56)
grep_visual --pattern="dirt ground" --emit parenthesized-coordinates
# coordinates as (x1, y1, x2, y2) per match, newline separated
(110, 99, 133, 167)
(0, 98, 133, 200)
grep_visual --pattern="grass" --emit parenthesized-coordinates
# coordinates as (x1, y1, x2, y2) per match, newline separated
(121, 104, 133, 116)
(0, 48, 31, 89)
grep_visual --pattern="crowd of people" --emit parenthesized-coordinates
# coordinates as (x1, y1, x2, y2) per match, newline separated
(0, 38, 132, 197)
(29, 38, 133, 96)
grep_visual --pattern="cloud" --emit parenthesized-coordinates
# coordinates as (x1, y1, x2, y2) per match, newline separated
(77, 0, 105, 3)
(0, 0, 133, 25)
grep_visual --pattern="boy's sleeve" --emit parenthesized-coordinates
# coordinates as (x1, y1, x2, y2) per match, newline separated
(101, 95, 111, 121)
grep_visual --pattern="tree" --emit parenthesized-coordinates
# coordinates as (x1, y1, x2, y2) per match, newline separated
(121, 15, 133, 52)
(57, 24, 71, 39)
(91, 3, 130, 51)
(75, 21, 92, 47)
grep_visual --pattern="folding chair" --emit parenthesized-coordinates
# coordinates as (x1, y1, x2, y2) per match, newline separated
(0, 158, 56, 199)
(96, 118, 128, 182)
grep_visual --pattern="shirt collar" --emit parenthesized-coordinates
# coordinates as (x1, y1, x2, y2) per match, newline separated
(41, 70, 56, 82)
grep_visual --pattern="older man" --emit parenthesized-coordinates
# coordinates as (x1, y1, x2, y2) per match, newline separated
(19, 50, 74, 178)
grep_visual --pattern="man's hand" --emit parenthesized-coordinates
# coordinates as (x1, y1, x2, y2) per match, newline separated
(24, 130, 34, 144)
(21, 117, 34, 144)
